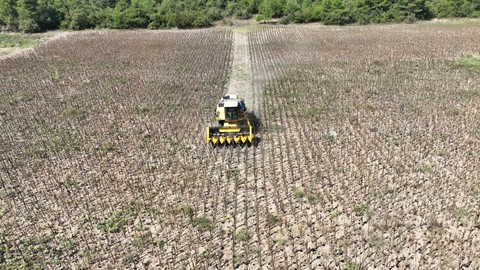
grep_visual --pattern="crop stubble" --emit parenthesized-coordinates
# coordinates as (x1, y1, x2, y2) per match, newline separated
(1, 23, 479, 269)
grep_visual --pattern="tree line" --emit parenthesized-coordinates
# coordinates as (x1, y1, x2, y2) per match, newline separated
(0, 0, 479, 32)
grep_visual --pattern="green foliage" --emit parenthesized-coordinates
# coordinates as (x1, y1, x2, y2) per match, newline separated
(266, 213, 279, 225)
(148, 1, 174, 29)
(344, 261, 361, 270)
(428, 0, 480, 18)
(100, 141, 115, 153)
(0, 0, 19, 30)
(293, 187, 305, 198)
(99, 210, 131, 233)
(35, 0, 64, 30)
(0, 33, 37, 47)
(111, 0, 154, 29)
(0, 0, 479, 32)
(259, 0, 286, 18)
(192, 216, 214, 230)
(235, 228, 249, 241)
(16, 0, 39, 33)
(354, 201, 369, 213)
(457, 54, 480, 69)
(18, 17, 39, 32)
(148, 0, 215, 29)
(331, 209, 342, 219)
(322, 0, 353, 25)
(66, 6, 97, 30)
(306, 191, 318, 204)
(63, 105, 86, 119)
(226, 0, 254, 19)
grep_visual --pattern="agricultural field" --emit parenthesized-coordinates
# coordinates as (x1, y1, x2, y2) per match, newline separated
(1, 21, 480, 269)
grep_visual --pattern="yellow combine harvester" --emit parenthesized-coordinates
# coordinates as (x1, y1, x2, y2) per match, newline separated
(206, 94, 253, 145)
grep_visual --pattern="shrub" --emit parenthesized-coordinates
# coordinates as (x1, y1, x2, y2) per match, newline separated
(18, 18, 39, 33)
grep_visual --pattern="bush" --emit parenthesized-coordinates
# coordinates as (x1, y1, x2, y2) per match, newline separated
(192, 11, 212, 28)
(173, 11, 195, 28)
(68, 7, 96, 30)
(148, 5, 173, 29)
(403, 14, 417, 24)
(256, 14, 266, 22)
(428, 0, 479, 18)
(18, 18, 39, 33)
(322, 8, 353, 25)
(280, 15, 291, 24)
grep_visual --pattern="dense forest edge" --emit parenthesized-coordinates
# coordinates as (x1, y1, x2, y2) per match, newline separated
(0, 0, 479, 32)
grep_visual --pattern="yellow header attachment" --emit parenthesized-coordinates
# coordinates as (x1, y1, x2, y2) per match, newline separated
(206, 119, 253, 145)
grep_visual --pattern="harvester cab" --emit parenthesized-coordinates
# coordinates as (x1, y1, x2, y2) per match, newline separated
(206, 94, 253, 145)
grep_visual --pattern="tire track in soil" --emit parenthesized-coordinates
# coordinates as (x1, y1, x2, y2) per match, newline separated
(229, 32, 254, 270)
(221, 30, 262, 269)
(191, 30, 255, 270)
(211, 28, 282, 269)
(227, 32, 258, 112)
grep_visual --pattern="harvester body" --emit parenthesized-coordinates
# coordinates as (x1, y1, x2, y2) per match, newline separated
(206, 94, 253, 145)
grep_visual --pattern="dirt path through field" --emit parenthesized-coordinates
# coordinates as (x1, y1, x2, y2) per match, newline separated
(227, 31, 258, 112)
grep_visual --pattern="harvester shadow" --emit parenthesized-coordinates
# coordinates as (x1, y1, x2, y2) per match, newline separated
(248, 111, 262, 133)
(248, 111, 262, 148)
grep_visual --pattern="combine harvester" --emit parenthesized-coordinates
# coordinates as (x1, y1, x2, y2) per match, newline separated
(206, 94, 253, 146)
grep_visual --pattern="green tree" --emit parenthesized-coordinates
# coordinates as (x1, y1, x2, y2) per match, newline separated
(173, 9, 196, 28)
(192, 8, 212, 27)
(351, 0, 372, 24)
(279, 0, 299, 23)
(130, 0, 155, 27)
(283, 0, 299, 17)
(0, 0, 18, 30)
(68, 5, 95, 30)
(295, 0, 323, 23)
(226, 0, 253, 19)
(17, 0, 40, 32)
(111, 0, 128, 28)
(111, 0, 156, 29)
(429, 0, 480, 18)
(321, 0, 353, 25)
(36, 0, 63, 30)
(404, 0, 432, 20)
(259, 0, 285, 18)
(148, 0, 174, 29)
